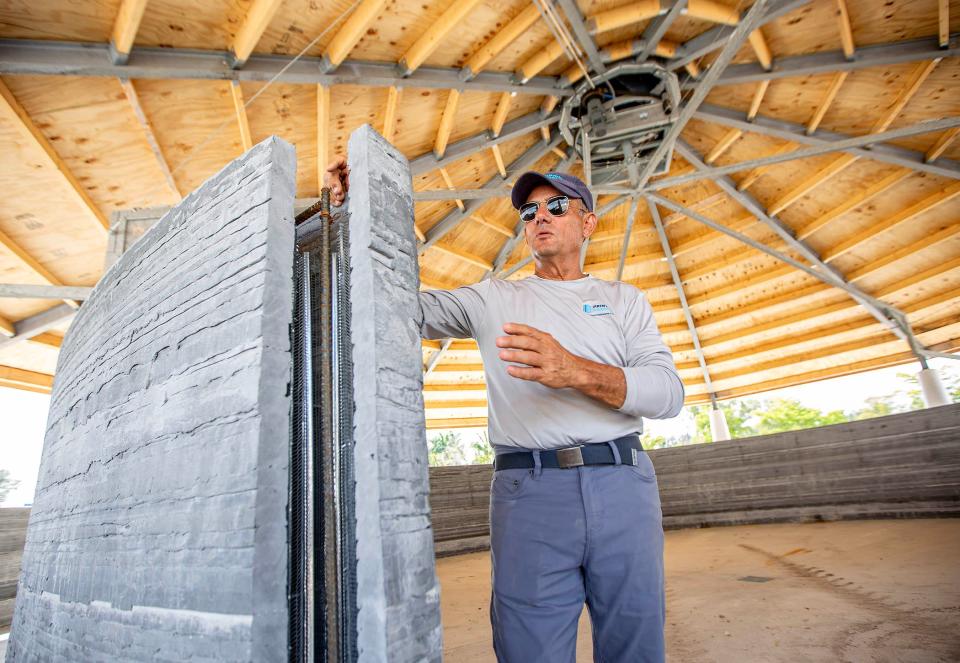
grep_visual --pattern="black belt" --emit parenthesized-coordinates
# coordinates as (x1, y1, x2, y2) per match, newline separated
(494, 435, 643, 470)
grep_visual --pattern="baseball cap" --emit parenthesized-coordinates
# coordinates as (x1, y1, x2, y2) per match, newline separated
(511, 171, 594, 212)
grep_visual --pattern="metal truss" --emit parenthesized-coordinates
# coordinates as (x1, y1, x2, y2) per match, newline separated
(0, 39, 571, 97)
(681, 34, 959, 89)
(0, 303, 76, 350)
(646, 196, 719, 404)
(636, 0, 687, 62)
(651, 139, 952, 362)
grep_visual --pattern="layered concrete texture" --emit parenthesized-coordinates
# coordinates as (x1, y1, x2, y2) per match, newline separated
(0, 509, 28, 633)
(7, 137, 296, 662)
(429, 403, 960, 553)
(348, 124, 443, 661)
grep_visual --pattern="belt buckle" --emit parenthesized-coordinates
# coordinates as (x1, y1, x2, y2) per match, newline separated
(556, 446, 584, 469)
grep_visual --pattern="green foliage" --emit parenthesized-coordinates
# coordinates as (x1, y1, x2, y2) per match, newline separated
(428, 431, 467, 466)
(0, 468, 20, 504)
(754, 398, 847, 434)
(689, 399, 762, 443)
(471, 431, 494, 465)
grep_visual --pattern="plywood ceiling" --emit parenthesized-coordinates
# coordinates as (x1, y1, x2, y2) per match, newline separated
(0, 0, 958, 429)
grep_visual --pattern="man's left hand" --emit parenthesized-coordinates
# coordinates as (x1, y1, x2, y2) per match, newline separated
(496, 322, 583, 389)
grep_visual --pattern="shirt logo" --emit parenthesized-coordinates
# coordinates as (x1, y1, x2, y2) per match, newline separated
(582, 303, 613, 316)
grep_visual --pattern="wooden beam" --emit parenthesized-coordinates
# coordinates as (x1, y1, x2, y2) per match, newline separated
(491, 92, 511, 137)
(491, 144, 507, 178)
(471, 213, 513, 238)
(423, 382, 486, 391)
(940, 0, 950, 48)
(425, 416, 487, 429)
(515, 40, 566, 84)
(767, 153, 859, 216)
(382, 86, 400, 142)
(322, 0, 388, 68)
(686, 265, 796, 306)
(747, 79, 770, 121)
(926, 127, 960, 163)
(686, 0, 739, 25)
(0, 229, 80, 310)
(0, 314, 13, 337)
(0, 365, 54, 390)
(706, 128, 742, 164)
(229, 81, 253, 151)
(0, 79, 109, 232)
(434, 89, 460, 158)
(439, 167, 465, 212)
(429, 243, 493, 271)
(794, 168, 911, 240)
(822, 180, 960, 261)
(110, 0, 149, 63)
(414, 224, 426, 243)
(737, 142, 795, 190)
(423, 338, 478, 351)
(806, 71, 847, 134)
(541, 96, 559, 142)
(684, 61, 701, 79)
(28, 332, 63, 348)
(431, 363, 484, 373)
(424, 399, 488, 410)
(231, 0, 284, 67)
(587, 0, 660, 33)
(119, 78, 180, 198)
(871, 58, 940, 134)
(835, 0, 855, 60)
(317, 84, 330, 191)
(845, 224, 960, 282)
(398, 0, 485, 75)
(748, 28, 772, 70)
(461, 4, 540, 77)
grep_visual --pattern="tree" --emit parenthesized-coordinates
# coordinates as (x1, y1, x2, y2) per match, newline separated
(471, 432, 494, 465)
(689, 399, 761, 442)
(0, 469, 20, 504)
(428, 431, 468, 466)
(755, 398, 847, 434)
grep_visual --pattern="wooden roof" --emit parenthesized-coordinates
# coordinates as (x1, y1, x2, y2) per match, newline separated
(0, 0, 957, 430)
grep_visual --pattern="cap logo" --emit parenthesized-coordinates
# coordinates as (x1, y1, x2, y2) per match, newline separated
(545, 173, 563, 180)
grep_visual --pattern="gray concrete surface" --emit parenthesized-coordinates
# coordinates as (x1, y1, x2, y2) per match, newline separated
(348, 124, 443, 662)
(437, 518, 960, 661)
(6, 137, 296, 661)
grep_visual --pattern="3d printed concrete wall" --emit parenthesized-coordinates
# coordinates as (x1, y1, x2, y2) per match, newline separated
(7, 137, 297, 661)
(8, 127, 442, 662)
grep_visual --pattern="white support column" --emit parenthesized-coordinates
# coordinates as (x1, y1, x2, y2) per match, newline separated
(918, 367, 951, 407)
(709, 405, 731, 441)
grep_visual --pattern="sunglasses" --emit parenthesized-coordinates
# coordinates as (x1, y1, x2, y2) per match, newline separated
(518, 194, 579, 223)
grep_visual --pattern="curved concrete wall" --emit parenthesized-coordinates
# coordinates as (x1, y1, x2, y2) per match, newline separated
(7, 138, 296, 661)
(429, 403, 960, 554)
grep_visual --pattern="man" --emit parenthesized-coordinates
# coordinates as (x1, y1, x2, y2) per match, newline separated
(325, 157, 684, 662)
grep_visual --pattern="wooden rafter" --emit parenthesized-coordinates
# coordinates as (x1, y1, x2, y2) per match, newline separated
(737, 142, 794, 191)
(940, 0, 950, 48)
(0, 228, 80, 310)
(747, 80, 770, 121)
(231, 0, 284, 67)
(434, 89, 460, 158)
(489, 91, 512, 178)
(424, 399, 488, 410)
(587, 0, 660, 33)
(398, 0, 485, 76)
(835, 0, 856, 59)
(322, 0, 388, 68)
(705, 128, 742, 164)
(425, 417, 487, 429)
(229, 81, 253, 152)
(822, 180, 960, 261)
(0, 365, 54, 391)
(429, 243, 493, 271)
(871, 59, 940, 133)
(748, 28, 773, 70)
(382, 86, 400, 143)
(28, 332, 63, 349)
(470, 214, 513, 238)
(439, 168, 465, 212)
(0, 314, 13, 337)
(0, 79, 109, 232)
(110, 0, 149, 63)
(794, 168, 911, 240)
(845, 224, 959, 282)
(515, 40, 566, 84)
(461, 4, 540, 77)
(686, 0, 739, 25)
(119, 78, 180, 199)
(926, 127, 960, 163)
(806, 72, 848, 135)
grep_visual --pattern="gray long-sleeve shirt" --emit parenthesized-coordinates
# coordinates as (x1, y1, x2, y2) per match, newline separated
(419, 274, 685, 452)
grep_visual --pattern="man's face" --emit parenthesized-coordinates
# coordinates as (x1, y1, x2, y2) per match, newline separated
(522, 184, 596, 260)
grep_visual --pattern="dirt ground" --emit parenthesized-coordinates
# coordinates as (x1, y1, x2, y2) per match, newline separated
(436, 518, 960, 662)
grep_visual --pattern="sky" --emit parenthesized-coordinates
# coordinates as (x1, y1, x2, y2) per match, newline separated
(1, 357, 957, 507)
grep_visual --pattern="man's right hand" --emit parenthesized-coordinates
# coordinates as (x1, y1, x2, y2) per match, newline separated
(324, 155, 350, 207)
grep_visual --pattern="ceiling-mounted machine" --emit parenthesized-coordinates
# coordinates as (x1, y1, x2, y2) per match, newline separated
(558, 62, 681, 187)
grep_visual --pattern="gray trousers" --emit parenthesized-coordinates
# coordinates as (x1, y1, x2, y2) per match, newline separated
(489, 450, 665, 663)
